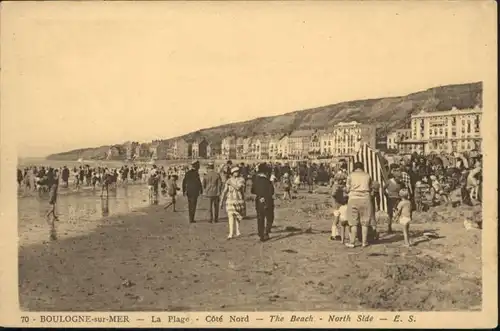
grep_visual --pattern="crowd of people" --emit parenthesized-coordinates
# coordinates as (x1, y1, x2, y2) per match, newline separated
(17, 164, 189, 194)
(19, 150, 482, 245)
(177, 151, 483, 245)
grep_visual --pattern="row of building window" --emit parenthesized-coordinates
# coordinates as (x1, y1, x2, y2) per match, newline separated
(413, 116, 480, 126)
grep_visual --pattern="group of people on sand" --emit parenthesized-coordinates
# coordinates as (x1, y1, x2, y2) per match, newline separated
(329, 152, 482, 248)
(329, 161, 408, 247)
(197, 152, 482, 247)
(18, 162, 188, 241)
(22, 148, 482, 245)
(171, 160, 275, 242)
(17, 163, 189, 196)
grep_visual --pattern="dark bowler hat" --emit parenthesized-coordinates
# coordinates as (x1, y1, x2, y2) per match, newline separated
(257, 163, 268, 173)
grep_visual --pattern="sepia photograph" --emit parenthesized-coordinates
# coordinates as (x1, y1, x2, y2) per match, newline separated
(0, 0, 497, 328)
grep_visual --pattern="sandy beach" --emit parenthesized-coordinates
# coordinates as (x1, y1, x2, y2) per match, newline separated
(18, 185, 482, 312)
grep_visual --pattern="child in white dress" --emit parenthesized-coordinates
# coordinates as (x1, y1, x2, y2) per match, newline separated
(330, 183, 349, 243)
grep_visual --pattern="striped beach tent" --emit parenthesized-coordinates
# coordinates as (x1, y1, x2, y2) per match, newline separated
(347, 143, 389, 214)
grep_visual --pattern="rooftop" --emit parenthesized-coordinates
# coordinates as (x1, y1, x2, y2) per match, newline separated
(412, 106, 482, 118)
(290, 129, 315, 138)
(268, 133, 286, 141)
(335, 121, 361, 126)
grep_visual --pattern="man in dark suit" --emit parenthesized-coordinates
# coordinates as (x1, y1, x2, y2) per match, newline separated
(251, 163, 275, 242)
(182, 160, 203, 223)
(202, 162, 223, 223)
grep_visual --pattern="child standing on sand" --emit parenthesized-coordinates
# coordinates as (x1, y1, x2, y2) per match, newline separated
(336, 203, 350, 244)
(393, 188, 413, 247)
(330, 177, 348, 241)
(164, 175, 180, 211)
(331, 187, 349, 244)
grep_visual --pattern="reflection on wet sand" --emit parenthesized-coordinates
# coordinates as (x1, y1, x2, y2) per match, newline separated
(18, 184, 161, 247)
(101, 197, 109, 217)
(49, 223, 58, 241)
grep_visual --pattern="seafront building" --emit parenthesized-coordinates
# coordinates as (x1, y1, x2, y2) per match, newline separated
(309, 130, 324, 157)
(128, 106, 482, 161)
(321, 121, 377, 157)
(135, 143, 150, 159)
(235, 137, 245, 159)
(169, 138, 190, 159)
(106, 145, 122, 160)
(387, 129, 412, 153)
(251, 135, 269, 160)
(123, 141, 139, 160)
(288, 129, 316, 160)
(403, 106, 482, 154)
(191, 138, 209, 159)
(242, 137, 253, 160)
(150, 141, 169, 160)
(207, 141, 220, 159)
(267, 135, 282, 160)
(277, 135, 290, 159)
(221, 136, 237, 159)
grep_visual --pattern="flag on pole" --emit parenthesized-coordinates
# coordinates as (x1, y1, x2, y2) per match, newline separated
(348, 143, 389, 214)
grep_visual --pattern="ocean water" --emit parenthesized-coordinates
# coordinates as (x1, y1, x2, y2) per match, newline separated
(17, 157, 176, 247)
(17, 157, 233, 247)
(17, 157, 214, 171)
(18, 184, 167, 247)
(18, 158, 129, 169)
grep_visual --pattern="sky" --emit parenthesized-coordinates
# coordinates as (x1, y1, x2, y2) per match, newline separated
(1, 1, 495, 158)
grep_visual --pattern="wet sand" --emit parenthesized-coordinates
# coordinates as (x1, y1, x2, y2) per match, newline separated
(18, 184, 153, 246)
(18, 186, 482, 311)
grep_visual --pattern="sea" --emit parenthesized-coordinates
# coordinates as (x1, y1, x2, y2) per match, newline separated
(17, 157, 176, 247)
(18, 157, 130, 168)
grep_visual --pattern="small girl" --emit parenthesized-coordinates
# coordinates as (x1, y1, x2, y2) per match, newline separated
(164, 175, 180, 211)
(330, 183, 349, 243)
(393, 188, 413, 247)
(282, 173, 292, 200)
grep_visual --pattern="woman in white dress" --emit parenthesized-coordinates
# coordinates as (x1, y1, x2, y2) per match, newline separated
(220, 167, 246, 239)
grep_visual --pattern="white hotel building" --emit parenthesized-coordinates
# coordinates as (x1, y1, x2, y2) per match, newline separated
(407, 106, 482, 154)
(320, 121, 377, 157)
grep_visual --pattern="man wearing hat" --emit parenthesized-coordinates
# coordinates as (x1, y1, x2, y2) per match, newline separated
(202, 161, 223, 223)
(182, 160, 203, 223)
(250, 163, 275, 242)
